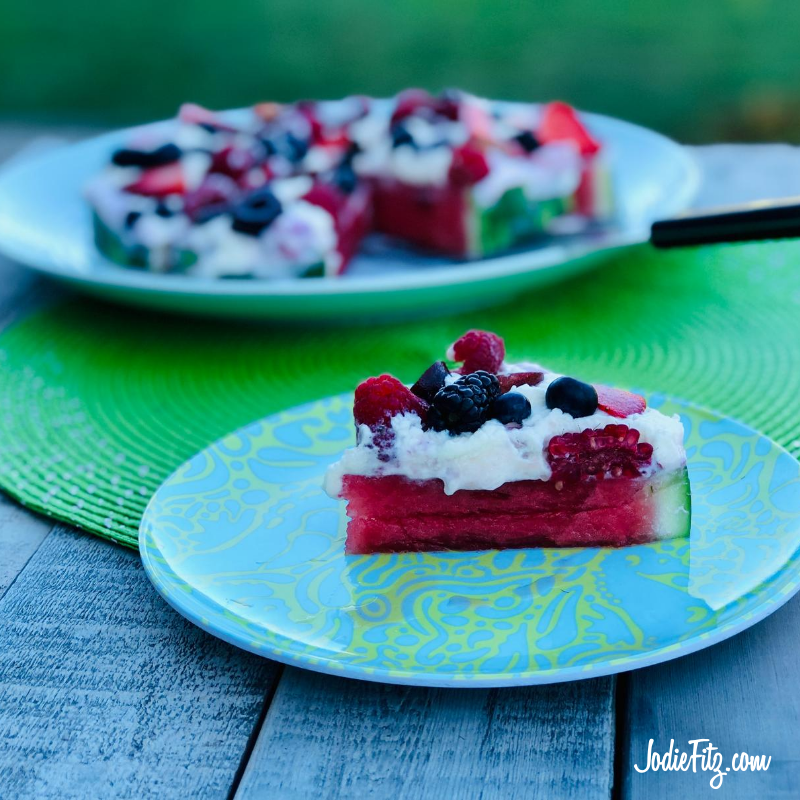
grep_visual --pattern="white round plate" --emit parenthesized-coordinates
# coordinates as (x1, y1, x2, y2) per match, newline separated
(0, 107, 698, 321)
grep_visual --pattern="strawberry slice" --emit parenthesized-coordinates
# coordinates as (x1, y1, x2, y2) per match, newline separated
(391, 88, 433, 124)
(125, 163, 185, 197)
(498, 372, 544, 393)
(595, 385, 646, 418)
(538, 101, 600, 156)
(178, 103, 239, 133)
(461, 100, 493, 142)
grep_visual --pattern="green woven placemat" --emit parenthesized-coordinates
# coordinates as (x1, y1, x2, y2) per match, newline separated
(1, 240, 800, 549)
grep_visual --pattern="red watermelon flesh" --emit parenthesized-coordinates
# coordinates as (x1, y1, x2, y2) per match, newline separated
(340, 468, 690, 554)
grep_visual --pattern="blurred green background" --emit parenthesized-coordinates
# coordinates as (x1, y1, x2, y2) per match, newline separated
(2, 0, 799, 142)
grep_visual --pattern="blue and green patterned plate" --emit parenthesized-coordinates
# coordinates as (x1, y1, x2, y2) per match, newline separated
(140, 394, 800, 687)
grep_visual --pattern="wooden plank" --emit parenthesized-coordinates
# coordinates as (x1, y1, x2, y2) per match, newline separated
(622, 597, 800, 799)
(235, 667, 615, 800)
(0, 493, 54, 599)
(0, 526, 279, 799)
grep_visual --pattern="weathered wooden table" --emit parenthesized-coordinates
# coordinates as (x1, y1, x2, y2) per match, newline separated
(0, 131, 799, 799)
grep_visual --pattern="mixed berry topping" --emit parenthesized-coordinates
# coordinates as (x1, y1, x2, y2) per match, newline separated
(449, 329, 505, 374)
(491, 392, 532, 426)
(545, 376, 599, 418)
(547, 424, 654, 484)
(354, 374, 429, 452)
(595, 385, 647, 418)
(350, 332, 656, 489)
(410, 361, 451, 403)
(94, 91, 606, 278)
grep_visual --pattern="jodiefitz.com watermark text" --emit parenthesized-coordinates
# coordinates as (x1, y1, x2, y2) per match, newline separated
(634, 739, 771, 789)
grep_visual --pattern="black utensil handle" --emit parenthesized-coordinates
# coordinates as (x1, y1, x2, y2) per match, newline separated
(651, 197, 800, 248)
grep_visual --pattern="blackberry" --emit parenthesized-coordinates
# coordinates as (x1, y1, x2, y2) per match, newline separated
(428, 374, 494, 435)
(460, 370, 500, 400)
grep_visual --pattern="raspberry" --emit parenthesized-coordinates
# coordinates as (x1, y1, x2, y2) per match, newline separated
(547, 424, 653, 484)
(595, 385, 647, 418)
(303, 182, 344, 217)
(498, 371, 544, 393)
(448, 143, 490, 186)
(210, 146, 259, 180)
(433, 93, 460, 121)
(354, 375, 428, 450)
(449, 330, 505, 374)
(183, 175, 238, 222)
(391, 89, 433, 124)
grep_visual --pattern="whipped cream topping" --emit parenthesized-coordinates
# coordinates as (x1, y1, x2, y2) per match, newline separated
(472, 142, 582, 208)
(185, 199, 337, 278)
(324, 369, 686, 497)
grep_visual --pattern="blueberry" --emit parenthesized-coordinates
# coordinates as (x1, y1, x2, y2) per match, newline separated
(231, 189, 282, 236)
(281, 132, 309, 163)
(411, 361, 451, 402)
(492, 392, 532, 425)
(545, 377, 598, 418)
(343, 142, 361, 163)
(333, 163, 358, 194)
(514, 131, 541, 153)
(259, 137, 278, 157)
(391, 123, 415, 148)
(124, 210, 141, 228)
(112, 143, 182, 169)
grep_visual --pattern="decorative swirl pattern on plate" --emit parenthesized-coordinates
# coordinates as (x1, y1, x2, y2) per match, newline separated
(140, 393, 800, 686)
